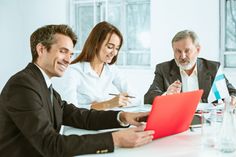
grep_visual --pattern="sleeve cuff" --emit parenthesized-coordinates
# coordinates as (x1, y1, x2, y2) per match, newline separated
(116, 111, 129, 127)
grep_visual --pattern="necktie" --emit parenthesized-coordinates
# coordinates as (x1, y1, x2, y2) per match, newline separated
(49, 84, 53, 106)
(49, 84, 56, 128)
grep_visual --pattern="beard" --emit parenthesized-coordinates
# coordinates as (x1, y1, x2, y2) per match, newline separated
(175, 57, 197, 70)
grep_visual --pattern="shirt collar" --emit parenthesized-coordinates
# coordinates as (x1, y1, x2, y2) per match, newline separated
(83, 62, 111, 75)
(34, 63, 52, 88)
(83, 62, 94, 74)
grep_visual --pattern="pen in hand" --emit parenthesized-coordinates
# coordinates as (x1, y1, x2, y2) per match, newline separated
(109, 93, 136, 98)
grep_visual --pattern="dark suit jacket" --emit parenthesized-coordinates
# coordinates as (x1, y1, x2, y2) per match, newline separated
(144, 58, 236, 104)
(0, 63, 124, 157)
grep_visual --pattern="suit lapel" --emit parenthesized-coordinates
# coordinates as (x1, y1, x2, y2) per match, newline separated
(27, 63, 55, 125)
(27, 63, 64, 131)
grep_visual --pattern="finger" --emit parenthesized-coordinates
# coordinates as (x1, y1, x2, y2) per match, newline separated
(171, 82, 181, 89)
(136, 113, 149, 122)
(125, 126, 143, 132)
(173, 84, 181, 89)
(135, 135, 153, 147)
(131, 125, 146, 131)
(118, 98, 127, 107)
(176, 80, 181, 83)
(130, 121, 143, 127)
(172, 87, 181, 93)
(118, 96, 128, 102)
(139, 111, 150, 116)
(121, 95, 129, 101)
(138, 130, 155, 136)
(168, 89, 176, 94)
(119, 103, 126, 107)
(134, 131, 154, 147)
(169, 85, 178, 90)
(122, 97, 131, 104)
(175, 80, 182, 84)
(128, 127, 154, 136)
(171, 80, 181, 87)
(121, 101, 128, 107)
(167, 88, 173, 94)
(231, 96, 236, 106)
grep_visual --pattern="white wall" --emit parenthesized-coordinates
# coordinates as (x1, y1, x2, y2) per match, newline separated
(0, 0, 25, 90)
(1, 0, 236, 97)
(0, 0, 68, 90)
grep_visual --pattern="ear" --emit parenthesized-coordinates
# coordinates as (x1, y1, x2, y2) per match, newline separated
(36, 43, 46, 57)
(196, 45, 201, 54)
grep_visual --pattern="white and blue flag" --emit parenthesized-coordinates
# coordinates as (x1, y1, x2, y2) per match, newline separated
(208, 66, 230, 103)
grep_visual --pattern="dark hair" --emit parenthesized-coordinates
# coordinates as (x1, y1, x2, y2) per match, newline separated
(71, 21, 123, 65)
(30, 24, 77, 63)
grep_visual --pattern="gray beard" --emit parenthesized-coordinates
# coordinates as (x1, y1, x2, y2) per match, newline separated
(174, 57, 197, 70)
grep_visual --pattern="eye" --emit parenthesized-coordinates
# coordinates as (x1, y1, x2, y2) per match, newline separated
(185, 49, 190, 53)
(175, 49, 181, 54)
(70, 53, 74, 58)
(60, 49, 66, 53)
(107, 44, 113, 49)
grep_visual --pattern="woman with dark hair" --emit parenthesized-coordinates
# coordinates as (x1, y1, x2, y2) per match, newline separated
(60, 21, 132, 110)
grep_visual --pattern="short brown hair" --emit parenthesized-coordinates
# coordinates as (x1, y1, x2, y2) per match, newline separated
(30, 24, 77, 63)
(71, 21, 123, 65)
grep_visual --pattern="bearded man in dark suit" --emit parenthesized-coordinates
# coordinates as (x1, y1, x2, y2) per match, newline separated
(144, 30, 236, 105)
(0, 24, 154, 157)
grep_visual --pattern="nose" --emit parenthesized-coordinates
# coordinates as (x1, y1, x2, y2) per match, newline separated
(64, 53, 71, 64)
(112, 48, 118, 56)
(180, 52, 186, 59)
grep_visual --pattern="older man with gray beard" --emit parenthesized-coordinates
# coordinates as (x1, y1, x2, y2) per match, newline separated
(144, 30, 236, 105)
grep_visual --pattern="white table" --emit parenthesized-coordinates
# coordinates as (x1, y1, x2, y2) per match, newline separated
(64, 127, 236, 157)
(64, 105, 236, 157)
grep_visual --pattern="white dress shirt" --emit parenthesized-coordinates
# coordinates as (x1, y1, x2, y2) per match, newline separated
(59, 62, 129, 108)
(180, 65, 199, 92)
(34, 64, 52, 88)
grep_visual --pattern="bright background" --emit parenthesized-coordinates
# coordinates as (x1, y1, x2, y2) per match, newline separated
(1, 0, 235, 99)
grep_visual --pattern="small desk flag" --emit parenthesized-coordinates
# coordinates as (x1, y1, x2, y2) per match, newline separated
(208, 66, 230, 103)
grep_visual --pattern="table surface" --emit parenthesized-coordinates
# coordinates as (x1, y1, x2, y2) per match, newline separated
(63, 105, 236, 157)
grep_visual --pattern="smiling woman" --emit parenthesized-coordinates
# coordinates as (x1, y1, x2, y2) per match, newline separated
(58, 21, 135, 111)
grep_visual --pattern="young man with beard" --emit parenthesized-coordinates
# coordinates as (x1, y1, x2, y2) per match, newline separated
(144, 30, 236, 105)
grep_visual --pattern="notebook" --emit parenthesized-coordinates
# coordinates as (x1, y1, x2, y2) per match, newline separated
(145, 89, 203, 139)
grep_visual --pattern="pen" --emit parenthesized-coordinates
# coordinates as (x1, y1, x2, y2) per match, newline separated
(109, 93, 136, 98)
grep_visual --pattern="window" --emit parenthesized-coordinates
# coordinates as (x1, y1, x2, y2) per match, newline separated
(69, 0, 151, 67)
(221, 0, 236, 68)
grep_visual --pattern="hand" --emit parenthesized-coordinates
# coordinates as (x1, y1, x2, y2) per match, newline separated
(119, 111, 149, 126)
(231, 95, 236, 107)
(166, 80, 182, 95)
(90, 93, 130, 110)
(112, 125, 154, 148)
(107, 92, 130, 108)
